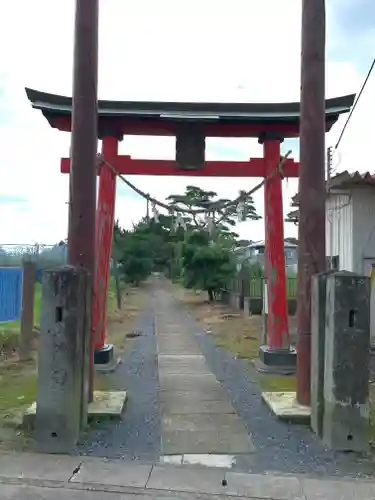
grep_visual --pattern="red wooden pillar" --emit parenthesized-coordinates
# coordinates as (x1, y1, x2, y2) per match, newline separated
(258, 133, 294, 368)
(93, 136, 118, 362)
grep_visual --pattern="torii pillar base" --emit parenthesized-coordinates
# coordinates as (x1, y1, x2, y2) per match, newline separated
(94, 344, 122, 373)
(255, 346, 297, 375)
(94, 344, 115, 365)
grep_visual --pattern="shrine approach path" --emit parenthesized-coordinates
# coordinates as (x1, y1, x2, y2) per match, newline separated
(76, 277, 374, 477)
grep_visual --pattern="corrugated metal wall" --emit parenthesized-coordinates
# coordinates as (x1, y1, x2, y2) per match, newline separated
(326, 191, 353, 271)
(0, 267, 23, 322)
(351, 188, 375, 274)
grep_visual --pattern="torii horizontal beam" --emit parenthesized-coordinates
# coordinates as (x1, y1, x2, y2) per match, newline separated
(61, 156, 299, 177)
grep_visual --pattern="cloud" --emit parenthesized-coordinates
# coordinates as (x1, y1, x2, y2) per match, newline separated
(0, 195, 28, 204)
(0, 0, 373, 244)
(327, 0, 375, 73)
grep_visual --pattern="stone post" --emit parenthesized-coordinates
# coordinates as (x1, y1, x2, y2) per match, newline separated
(230, 292, 240, 310)
(323, 271, 370, 452)
(310, 271, 332, 437)
(19, 260, 36, 361)
(243, 297, 251, 317)
(221, 289, 230, 305)
(34, 266, 91, 453)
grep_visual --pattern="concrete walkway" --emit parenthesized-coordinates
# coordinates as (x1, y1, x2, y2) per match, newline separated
(153, 287, 254, 459)
(0, 453, 374, 499)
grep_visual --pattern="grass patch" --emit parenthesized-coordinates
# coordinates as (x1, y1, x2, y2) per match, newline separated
(0, 362, 37, 417)
(258, 374, 297, 393)
(0, 359, 37, 450)
(215, 333, 259, 360)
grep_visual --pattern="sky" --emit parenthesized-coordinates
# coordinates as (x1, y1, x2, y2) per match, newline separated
(0, 0, 374, 245)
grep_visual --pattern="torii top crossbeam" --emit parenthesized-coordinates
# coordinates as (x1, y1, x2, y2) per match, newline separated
(26, 88, 354, 139)
(25, 87, 355, 355)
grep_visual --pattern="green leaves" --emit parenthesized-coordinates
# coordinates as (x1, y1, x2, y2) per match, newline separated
(112, 184, 259, 290)
(180, 230, 236, 298)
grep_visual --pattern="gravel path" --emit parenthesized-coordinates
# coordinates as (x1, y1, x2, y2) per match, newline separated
(75, 279, 375, 477)
(75, 308, 161, 461)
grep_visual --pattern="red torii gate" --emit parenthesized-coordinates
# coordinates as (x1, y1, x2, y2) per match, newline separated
(25, 88, 354, 368)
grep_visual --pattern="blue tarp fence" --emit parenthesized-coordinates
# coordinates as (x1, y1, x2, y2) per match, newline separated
(0, 267, 23, 322)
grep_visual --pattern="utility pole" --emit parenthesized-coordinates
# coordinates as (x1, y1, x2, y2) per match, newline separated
(326, 146, 333, 269)
(67, 0, 99, 400)
(296, 0, 326, 406)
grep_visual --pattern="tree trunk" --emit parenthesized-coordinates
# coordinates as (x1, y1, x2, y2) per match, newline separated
(208, 288, 214, 302)
(112, 258, 122, 310)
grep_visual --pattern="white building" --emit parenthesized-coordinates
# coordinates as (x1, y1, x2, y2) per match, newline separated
(286, 171, 375, 342)
(234, 240, 298, 273)
(326, 171, 375, 345)
(326, 171, 375, 276)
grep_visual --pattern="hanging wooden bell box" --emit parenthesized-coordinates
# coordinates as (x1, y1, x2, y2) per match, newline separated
(175, 123, 206, 170)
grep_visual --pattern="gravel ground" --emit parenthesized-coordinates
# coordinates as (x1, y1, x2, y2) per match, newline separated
(75, 309, 161, 461)
(74, 281, 375, 477)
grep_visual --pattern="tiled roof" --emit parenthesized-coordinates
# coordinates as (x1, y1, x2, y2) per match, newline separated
(291, 171, 375, 203)
(329, 170, 375, 189)
(285, 171, 375, 223)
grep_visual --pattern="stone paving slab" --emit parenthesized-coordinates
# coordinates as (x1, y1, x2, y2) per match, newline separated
(225, 472, 304, 500)
(300, 477, 375, 500)
(2, 454, 375, 500)
(158, 367, 212, 377)
(160, 399, 237, 415)
(155, 288, 255, 457)
(158, 374, 221, 392)
(158, 388, 230, 403)
(157, 343, 201, 355)
(0, 452, 80, 482)
(70, 459, 152, 488)
(146, 464, 226, 495)
(158, 355, 211, 375)
(162, 430, 255, 454)
(0, 484, 121, 500)
(160, 454, 238, 468)
(157, 333, 198, 340)
(162, 413, 247, 432)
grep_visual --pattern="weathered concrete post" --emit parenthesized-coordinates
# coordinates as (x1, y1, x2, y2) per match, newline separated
(19, 260, 36, 361)
(34, 266, 91, 453)
(229, 281, 241, 310)
(221, 289, 230, 305)
(233, 293, 242, 311)
(243, 296, 251, 317)
(323, 271, 370, 452)
(310, 271, 332, 437)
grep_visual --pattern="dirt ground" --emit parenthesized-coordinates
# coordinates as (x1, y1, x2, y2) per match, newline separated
(105, 284, 147, 354)
(0, 284, 147, 451)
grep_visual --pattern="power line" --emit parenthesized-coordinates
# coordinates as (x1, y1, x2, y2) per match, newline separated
(335, 55, 375, 150)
